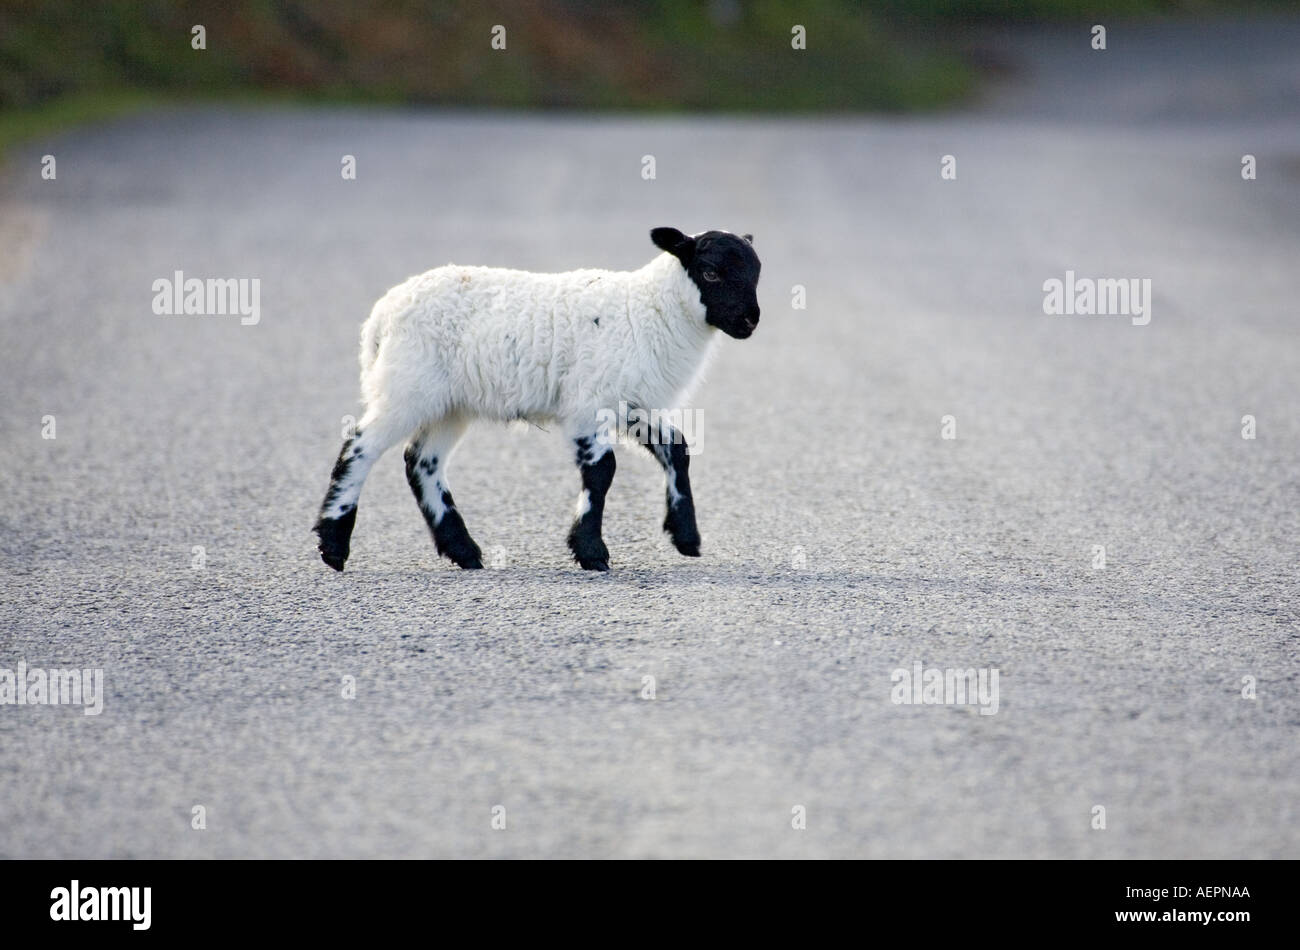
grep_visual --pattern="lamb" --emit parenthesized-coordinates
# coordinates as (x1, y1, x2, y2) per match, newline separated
(314, 226, 761, 572)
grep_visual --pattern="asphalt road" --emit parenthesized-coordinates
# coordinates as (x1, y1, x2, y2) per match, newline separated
(1, 25, 1297, 858)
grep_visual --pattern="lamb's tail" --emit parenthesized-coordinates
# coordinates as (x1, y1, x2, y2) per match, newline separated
(359, 314, 382, 375)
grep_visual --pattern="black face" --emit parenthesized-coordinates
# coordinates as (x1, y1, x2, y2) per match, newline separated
(651, 227, 761, 339)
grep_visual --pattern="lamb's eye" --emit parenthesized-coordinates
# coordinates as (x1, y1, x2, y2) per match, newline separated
(702, 269, 720, 282)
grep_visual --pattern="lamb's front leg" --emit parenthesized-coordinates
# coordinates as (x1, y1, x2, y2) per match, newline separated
(567, 435, 616, 572)
(641, 424, 701, 557)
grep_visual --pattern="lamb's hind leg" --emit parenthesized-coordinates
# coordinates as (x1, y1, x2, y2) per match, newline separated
(314, 405, 417, 572)
(567, 434, 616, 572)
(404, 415, 482, 569)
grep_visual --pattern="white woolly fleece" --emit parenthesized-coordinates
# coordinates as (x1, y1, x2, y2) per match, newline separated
(357, 251, 721, 438)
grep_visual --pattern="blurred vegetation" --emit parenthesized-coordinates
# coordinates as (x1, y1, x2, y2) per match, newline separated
(0, 0, 970, 114)
(0, 0, 1291, 128)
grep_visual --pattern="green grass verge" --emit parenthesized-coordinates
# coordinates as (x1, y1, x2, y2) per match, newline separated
(0, 90, 167, 156)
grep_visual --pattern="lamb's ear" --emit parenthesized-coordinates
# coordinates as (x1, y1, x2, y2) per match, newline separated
(650, 227, 695, 265)
(742, 233, 754, 244)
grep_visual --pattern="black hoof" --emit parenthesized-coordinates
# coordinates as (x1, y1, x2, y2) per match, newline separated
(432, 509, 482, 569)
(568, 524, 610, 572)
(314, 509, 356, 572)
(672, 537, 701, 557)
(442, 539, 483, 570)
(664, 508, 701, 557)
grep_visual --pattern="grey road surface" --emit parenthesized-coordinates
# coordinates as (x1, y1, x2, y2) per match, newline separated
(1, 27, 1297, 859)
